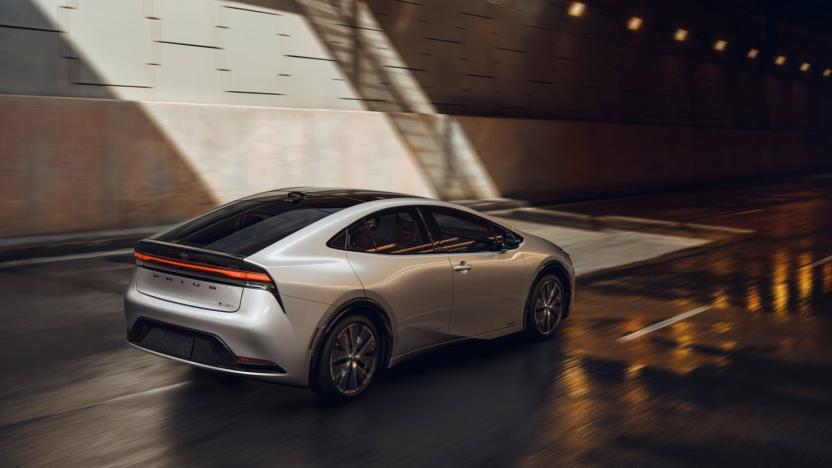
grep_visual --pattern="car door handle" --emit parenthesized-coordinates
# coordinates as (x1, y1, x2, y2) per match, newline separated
(453, 261, 472, 272)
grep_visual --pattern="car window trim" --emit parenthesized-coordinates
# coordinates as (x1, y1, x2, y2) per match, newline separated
(415, 206, 440, 250)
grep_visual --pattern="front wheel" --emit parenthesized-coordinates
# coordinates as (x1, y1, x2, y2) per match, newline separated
(525, 273, 566, 340)
(312, 314, 381, 402)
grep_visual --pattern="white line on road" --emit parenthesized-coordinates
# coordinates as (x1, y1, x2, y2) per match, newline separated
(808, 255, 832, 268)
(618, 305, 712, 342)
(0, 249, 132, 268)
(733, 209, 764, 216)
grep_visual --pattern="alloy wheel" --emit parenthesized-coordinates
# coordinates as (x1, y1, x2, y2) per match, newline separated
(329, 322, 378, 395)
(534, 279, 563, 336)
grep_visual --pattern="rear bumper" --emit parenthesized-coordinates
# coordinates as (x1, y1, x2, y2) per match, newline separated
(128, 317, 287, 374)
(124, 271, 325, 387)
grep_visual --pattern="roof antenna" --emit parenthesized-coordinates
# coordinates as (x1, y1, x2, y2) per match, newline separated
(286, 191, 306, 204)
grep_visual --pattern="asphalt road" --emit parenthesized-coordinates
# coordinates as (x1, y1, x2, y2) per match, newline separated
(2, 178, 832, 467)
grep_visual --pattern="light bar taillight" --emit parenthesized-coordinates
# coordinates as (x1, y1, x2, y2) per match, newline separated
(134, 252, 272, 284)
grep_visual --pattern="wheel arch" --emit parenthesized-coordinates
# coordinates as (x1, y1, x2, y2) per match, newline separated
(308, 298, 394, 389)
(526, 261, 574, 321)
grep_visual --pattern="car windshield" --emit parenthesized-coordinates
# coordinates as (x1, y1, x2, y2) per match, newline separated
(154, 194, 351, 256)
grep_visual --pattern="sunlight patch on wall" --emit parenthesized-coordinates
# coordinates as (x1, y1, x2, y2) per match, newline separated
(138, 101, 436, 203)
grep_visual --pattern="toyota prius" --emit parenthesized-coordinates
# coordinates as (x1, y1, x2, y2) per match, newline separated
(124, 188, 574, 400)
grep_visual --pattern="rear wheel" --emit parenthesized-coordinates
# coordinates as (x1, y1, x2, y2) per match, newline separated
(525, 273, 566, 340)
(312, 314, 380, 402)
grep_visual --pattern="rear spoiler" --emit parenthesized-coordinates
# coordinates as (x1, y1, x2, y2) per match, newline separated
(135, 239, 248, 270)
(133, 240, 276, 292)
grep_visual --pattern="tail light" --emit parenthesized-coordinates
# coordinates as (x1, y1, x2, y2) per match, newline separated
(133, 239, 284, 309)
(135, 252, 274, 285)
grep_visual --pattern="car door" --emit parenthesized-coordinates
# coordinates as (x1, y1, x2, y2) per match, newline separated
(422, 206, 528, 337)
(340, 207, 454, 357)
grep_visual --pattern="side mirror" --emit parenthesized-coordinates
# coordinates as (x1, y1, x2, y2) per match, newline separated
(494, 238, 520, 252)
(503, 238, 521, 250)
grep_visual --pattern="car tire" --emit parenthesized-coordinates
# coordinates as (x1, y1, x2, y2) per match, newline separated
(312, 313, 381, 402)
(525, 273, 566, 340)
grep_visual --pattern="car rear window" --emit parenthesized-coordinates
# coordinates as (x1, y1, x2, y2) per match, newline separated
(154, 194, 351, 256)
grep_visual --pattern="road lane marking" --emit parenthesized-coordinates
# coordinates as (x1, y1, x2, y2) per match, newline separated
(808, 255, 832, 268)
(733, 209, 764, 216)
(618, 305, 712, 342)
(0, 249, 132, 268)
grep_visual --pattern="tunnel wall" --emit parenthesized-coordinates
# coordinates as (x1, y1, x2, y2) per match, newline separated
(458, 116, 830, 200)
(1, 1, 830, 130)
(1, 1, 831, 238)
(0, 0, 370, 110)
(0, 95, 435, 238)
(1, 94, 828, 238)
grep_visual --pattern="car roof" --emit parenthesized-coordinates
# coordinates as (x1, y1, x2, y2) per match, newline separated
(240, 187, 420, 208)
(241, 192, 526, 262)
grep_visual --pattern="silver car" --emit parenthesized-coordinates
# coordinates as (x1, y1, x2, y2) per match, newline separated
(125, 188, 574, 400)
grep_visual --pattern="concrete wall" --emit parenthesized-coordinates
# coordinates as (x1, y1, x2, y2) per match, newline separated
(1, 0, 830, 128)
(0, 1, 829, 238)
(1, 94, 828, 238)
(459, 116, 830, 200)
(367, 0, 827, 127)
(0, 0, 365, 108)
(0, 95, 434, 237)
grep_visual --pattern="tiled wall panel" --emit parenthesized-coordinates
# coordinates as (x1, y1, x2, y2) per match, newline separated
(69, 0, 151, 87)
(0, 28, 65, 95)
(156, 43, 223, 103)
(156, 0, 219, 47)
(225, 7, 282, 96)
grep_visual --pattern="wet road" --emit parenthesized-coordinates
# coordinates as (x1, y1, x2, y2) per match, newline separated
(2, 178, 832, 467)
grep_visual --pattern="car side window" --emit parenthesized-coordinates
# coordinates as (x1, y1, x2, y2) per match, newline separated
(363, 208, 434, 255)
(328, 208, 435, 254)
(427, 208, 497, 253)
(327, 220, 375, 252)
(347, 221, 376, 252)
